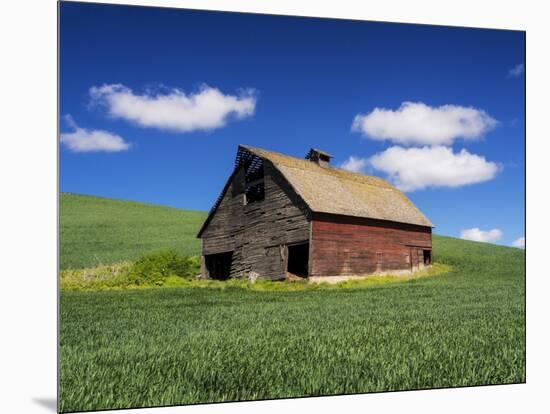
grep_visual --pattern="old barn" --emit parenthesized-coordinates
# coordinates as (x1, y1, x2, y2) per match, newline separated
(197, 145, 433, 281)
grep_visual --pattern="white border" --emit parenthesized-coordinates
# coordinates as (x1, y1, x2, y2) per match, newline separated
(2, 1, 547, 413)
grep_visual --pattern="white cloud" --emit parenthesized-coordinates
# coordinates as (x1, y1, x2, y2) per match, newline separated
(512, 236, 525, 249)
(60, 115, 130, 153)
(352, 102, 497, 146)
(89, 83, 257, 133)
(460, 228, 503, 244)
(508, 63, 525, 78)
(368, 146, 500, 191)
(340, 156, 368, 173)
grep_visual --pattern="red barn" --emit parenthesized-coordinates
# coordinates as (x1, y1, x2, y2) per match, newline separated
(197, 145, 433, 281)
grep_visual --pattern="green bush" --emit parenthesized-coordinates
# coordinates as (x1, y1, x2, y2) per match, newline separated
(60, 250, 201, 290)
(123, 249, 200, 286)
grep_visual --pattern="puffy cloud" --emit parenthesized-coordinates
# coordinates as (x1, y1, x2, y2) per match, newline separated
(508, 64, 525, 78)
(60, 115, 130, 153)
(352, 102, 497, 146)
(460, 228, 503, 243)
(340, 156, 368, 173)
(512, 236, 525, 249)
(89, 83, 257, 133)
(368, 146, 500, 191)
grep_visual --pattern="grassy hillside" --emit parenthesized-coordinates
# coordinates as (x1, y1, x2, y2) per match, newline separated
(60, 235, 525, 412)
(60, 193, 207, 269)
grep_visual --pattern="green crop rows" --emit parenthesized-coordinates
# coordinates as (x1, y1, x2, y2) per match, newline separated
(60, 235, 525, 412)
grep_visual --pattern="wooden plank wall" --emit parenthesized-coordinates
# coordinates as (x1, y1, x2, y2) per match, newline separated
(310, 214, 432, 276)
(201, 161, 311, 280)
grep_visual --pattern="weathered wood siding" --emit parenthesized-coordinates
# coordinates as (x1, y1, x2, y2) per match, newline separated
(201, 161, 311, 280)
(310, 214, 432, 276)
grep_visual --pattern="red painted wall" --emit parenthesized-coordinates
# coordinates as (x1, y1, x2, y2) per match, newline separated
(310, 214, 432, 276)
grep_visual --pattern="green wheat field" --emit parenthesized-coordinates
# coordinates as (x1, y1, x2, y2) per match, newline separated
(59, 193, 525, 413)
(60, 193, 206, 269)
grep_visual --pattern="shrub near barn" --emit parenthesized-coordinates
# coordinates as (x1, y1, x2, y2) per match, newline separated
(60, 250, 201, 290)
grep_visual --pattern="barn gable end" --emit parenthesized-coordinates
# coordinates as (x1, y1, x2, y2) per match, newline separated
(200, 151, 311, 280)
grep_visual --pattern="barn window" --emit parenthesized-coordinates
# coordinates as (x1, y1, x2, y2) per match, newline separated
(205, 251, 233, 280)
(287, 242, 309, 277)
(244, 159, 265, 204)
(405, 254, 410, 264)
(423, 250, 432, 265)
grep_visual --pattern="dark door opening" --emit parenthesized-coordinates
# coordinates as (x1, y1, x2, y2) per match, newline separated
(423, 249, 432, 265)
(205, 251, 233, 280)
(287, 243, 309, 277)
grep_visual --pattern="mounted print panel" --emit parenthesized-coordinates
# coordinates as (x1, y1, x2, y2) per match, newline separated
(59, 2, 525, 412)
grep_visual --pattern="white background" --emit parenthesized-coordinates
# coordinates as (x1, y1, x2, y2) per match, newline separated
(1, 0, 546, 413)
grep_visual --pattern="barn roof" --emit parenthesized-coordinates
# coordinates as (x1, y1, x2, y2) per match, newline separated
(198, 145, 433, 237)
(241, 145, 433, 228)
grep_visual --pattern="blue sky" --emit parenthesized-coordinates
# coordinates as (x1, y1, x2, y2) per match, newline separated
(59, 2, 525, 247)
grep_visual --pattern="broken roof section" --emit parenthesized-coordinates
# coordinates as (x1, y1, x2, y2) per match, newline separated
(240, 145, 433, 228)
